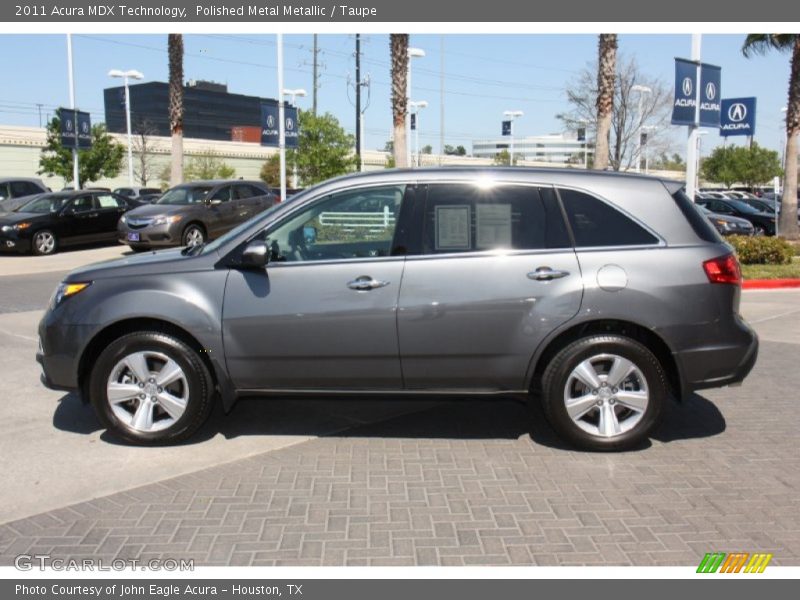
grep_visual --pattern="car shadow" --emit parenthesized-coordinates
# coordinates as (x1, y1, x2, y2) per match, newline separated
(52, 389, 726, 452)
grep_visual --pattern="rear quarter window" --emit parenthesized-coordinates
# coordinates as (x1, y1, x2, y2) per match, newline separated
(670, 188, 722, 243)
(558, 188, 659, 247)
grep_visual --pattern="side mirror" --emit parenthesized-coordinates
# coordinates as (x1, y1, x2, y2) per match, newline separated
(240, 239, 269, 269)
(303, 225, 318, 245)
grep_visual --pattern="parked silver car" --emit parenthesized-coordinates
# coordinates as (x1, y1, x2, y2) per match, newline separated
(118, 180, 278, 251)
(38, 168, 757, 450)
(0, 177, 49, 212)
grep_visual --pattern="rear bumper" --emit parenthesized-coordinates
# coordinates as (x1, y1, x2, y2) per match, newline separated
(675, 316, 759, 396)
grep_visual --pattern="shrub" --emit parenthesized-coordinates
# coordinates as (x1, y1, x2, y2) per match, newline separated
(727, 235, 794, 265)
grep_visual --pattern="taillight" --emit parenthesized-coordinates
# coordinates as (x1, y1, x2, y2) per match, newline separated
(703, 254, 742, 285)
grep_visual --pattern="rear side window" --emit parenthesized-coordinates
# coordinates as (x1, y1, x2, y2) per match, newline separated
(423, 183, 568, 254)
(670, 188, 721, 243)
(558, 188, 658, 247)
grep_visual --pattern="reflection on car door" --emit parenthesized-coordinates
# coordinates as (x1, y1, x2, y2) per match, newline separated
(206, 185, 236, 236)
(94, 193, 128, 238)
(221, 184, 412, 390)
(397, 183, 583, 391)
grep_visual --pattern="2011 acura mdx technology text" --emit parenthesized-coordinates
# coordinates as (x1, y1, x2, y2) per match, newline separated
(37, 168, 758, 450)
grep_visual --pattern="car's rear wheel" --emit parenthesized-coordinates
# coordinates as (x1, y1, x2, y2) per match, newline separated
(88, 331, 214, 445)
(539, 335, 667, 451)
(182, 224, 206, 247)
(31, 229, 57, 255)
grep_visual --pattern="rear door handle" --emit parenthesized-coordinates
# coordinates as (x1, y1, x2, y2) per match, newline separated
(347, 276, 390, 291)
(527, 266, 570, 281)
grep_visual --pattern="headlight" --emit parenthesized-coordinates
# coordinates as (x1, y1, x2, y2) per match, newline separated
(714, 219, 732, 230)
(50, 282, 91, 309)
(152, 215, 182, 226)
(120, 215, 127, 224)
(4, 222, 32, 231)
(1, 225, 11, 233)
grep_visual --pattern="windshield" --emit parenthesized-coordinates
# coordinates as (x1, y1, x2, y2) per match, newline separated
(727, 199, 760, 214)
(157, 186, 213, 205)
(17, 195, 70, 213)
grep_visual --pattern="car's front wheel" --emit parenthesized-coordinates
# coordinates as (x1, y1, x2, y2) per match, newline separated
(182, 224, 206, 247)
(539, 335, 667, 451)
(31, 229, 58, 255)
(88, 331, 214, 445)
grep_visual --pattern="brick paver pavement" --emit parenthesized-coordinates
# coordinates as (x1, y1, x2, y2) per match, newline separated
(1, 339, 798, 566)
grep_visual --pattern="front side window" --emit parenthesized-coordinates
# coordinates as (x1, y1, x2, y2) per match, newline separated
(558, 188, 658, 247)
(18, 195, 69, 213)
(422, 183, 565, 254)
(70, 196, 96, 213)
(210, 186, 233, 202)
(265, 185, 406, 263)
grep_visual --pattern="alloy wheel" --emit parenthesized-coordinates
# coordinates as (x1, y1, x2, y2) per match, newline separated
(34, 231, 55, 254)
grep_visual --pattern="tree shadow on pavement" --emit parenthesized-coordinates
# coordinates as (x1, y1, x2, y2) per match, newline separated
(52, 389, 726, 451)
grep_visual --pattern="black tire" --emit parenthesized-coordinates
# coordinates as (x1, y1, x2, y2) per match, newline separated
(88, 331, 215, 445)
(31, 229, 58, 256)
(539, 334, 667, 451)
(181, 223, 206, 247)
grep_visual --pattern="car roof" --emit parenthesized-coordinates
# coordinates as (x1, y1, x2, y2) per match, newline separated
(0, 177, 44, 183)
(174, 180, 266, 187)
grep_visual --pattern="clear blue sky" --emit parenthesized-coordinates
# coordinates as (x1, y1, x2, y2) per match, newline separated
(0, 33, 792, 159)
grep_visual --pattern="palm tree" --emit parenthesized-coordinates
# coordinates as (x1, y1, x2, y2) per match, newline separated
(594, 34, 618, 171)
(743, 34, 800, 240)
(390, 34, 409, 169)
(168, 34, 184, 186)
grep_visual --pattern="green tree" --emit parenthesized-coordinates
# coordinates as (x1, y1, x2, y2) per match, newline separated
(701, 143, 782, 189)
(651, 152, 686, 172)
(493, 150, 518, 166)
(184, 149, 236, 181)
(259, 154, 281, 187)
(421, 144, 433, 154)
(287, 110, 358, 185)
(38, 117, 125, 186)
(743, 34, 799, 240)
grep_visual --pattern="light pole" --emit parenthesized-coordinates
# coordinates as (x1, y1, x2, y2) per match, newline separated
(631, 84, 652, 173)
(686, 34, 702, 200)
(695, 130, 708, 194)
(66, 34, 79, 189)
(409, 100, 428, 167)
(503, 110, 523, 165)
(406, 47, 425, 167)
(641, 125, 657, 174)
(283, 88, 307, 188)
(108, 69, 144, 187)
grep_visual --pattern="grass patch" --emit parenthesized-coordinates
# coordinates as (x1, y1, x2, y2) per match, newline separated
(742, 258, 800, 279)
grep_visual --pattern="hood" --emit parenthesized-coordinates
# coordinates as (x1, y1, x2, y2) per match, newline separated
(126, 203, 201, 219)
(0, 211, 50, 226)
(65, 247, 214, 282)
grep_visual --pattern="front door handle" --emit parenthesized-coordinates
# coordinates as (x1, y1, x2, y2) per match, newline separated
(347, 276, 390, 291)
(527, 266, 570, 281)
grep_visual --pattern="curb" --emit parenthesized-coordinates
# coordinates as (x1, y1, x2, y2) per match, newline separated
(743, 279, 800, 289)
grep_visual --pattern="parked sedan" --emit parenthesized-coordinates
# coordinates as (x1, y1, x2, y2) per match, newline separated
(113, 186, 162, 200)
(0, 177, 50, 212)
(695, 197, 776, 235)
(118, 180, 278, 251)
(699, 206, 754, 236)
(0, 191, 136, 255)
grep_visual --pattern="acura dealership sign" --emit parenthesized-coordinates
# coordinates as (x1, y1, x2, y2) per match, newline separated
(671, 58, 722, 128)
(260, 102, 298, 148)
(720, 97, 757, 137)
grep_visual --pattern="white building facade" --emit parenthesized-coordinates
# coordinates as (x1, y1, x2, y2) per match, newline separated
(472, 133, 593, 165)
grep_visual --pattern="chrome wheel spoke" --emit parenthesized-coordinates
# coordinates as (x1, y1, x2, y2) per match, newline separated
(107, 382, 141, 404)
(615, 390, 648, 413)
(566, 393, 597, 420)
(123, 352, 151, 383)
(130, 398, 154, 431)
(598, 403, 622, 437)
(572, 359, 602, 389)
(156, 358, 183, 387)
(156, 390, 186, 420)
(606, 356, 634, 388)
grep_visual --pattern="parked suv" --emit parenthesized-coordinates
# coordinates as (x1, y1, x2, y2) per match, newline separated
(0, 177, 49, 212)
(118, 180, 277, 251)
(37, 169, 758, 450)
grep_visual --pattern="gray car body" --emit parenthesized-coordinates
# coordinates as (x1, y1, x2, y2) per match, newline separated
(117, 180, 277, 249)
(38, 167, 757, 413)
(0, 177, 49, 212)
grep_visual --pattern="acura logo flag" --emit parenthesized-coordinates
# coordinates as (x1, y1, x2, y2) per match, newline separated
(671, 58, 722, 128)
(58, 108, 92, 149)
(260, 102, 299, 148)
(720, 97, 757, 137)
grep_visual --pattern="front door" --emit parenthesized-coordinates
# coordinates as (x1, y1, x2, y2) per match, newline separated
(222, 184, 412, 390)
(94, 193, 128, 239)
(60, 194, 99, 243)
(206, 185, 237, 236)
(397, 183, 583, 391)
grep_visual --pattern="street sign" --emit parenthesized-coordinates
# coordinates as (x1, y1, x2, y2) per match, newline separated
(501, 120, 511, 136)
(410, 113, 417, 131)
(720, 97, 757, 137)
(671, 58, 722, 128)
(576, 127, 586, 142)
(58, 108, 92, 149)
(260, 103, 299, 148)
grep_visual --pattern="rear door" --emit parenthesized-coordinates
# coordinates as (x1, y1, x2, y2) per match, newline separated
(94, 193, 128, 238)
(60, 194, 99, 242)
(206, 185, 237, 236)
(397, 182, 583, 391)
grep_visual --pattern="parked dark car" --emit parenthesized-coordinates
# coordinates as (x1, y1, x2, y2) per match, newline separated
(118, 180, 278, 251)
(113, 186, 162, 200)
(38, 168, 758, 450)
(0, 177, 50, 212)
(136, 193, 162, 204)
(695, 197, 776, 235)
(0, 190, 136, 255)
(698, 206, 754, 236)
(740, 198, 777, 214)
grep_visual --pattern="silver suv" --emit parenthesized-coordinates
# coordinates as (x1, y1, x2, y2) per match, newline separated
(37, 168, 758, 450)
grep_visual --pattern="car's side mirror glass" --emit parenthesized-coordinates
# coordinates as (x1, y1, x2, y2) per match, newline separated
(303, 225, 318, 245)
(240, 239, 269, 269)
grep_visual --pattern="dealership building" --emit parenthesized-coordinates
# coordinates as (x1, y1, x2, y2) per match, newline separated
(103, 79, 281, 142)
(472, 132, 592, 165)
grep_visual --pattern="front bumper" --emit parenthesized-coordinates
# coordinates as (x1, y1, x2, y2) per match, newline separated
(37, 311, 96, 394)
(117, 222, 182, 247)
(0, 233, 31, 253)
